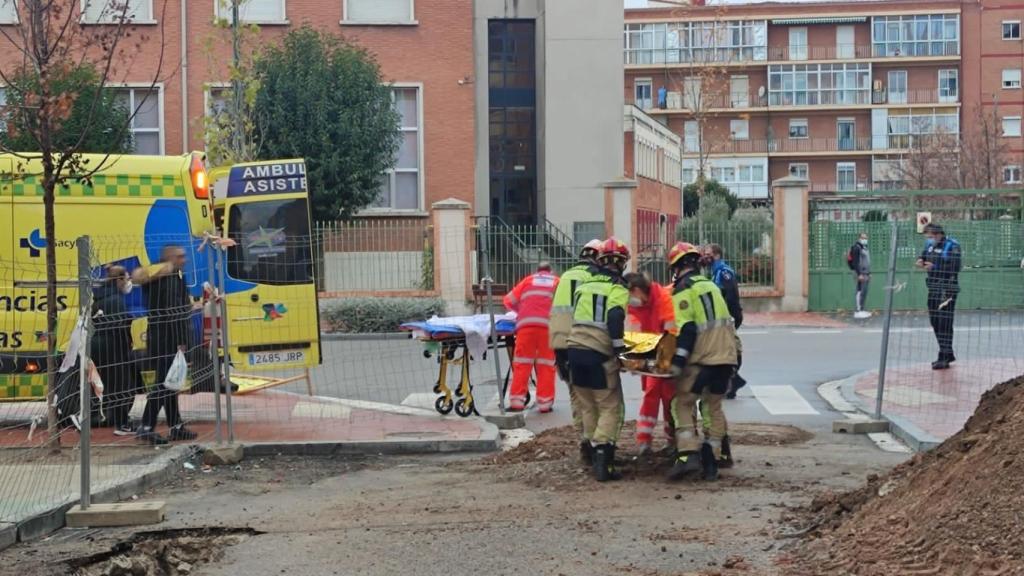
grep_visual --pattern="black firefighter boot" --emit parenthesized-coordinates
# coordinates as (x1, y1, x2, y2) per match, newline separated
(667, 450, 702, 481)
(701, 443, 720, 481)
(592, 444, 623, 482)
(718, 435, 734, 469)
(580, 441, 595, 467)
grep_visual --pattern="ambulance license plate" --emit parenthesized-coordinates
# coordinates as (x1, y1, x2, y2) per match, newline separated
(249, 350, 305, 366)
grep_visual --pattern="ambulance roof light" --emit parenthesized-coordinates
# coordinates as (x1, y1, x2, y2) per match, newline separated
(191, 154, 210, 200)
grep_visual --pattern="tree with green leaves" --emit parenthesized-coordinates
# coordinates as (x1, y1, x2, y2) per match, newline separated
(1, 64, 133, 154)
(684, 179, 738, 219)
(253, 26, 401, 220)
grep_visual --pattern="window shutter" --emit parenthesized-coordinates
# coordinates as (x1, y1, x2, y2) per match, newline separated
(347, 0, 411, 22)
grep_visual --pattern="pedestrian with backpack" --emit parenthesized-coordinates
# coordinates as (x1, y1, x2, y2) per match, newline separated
(848, 232, 871, 319)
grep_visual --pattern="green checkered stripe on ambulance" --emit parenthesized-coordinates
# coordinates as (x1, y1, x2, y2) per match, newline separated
(0, 374, 46, 400)
(10, 174, 186, 198)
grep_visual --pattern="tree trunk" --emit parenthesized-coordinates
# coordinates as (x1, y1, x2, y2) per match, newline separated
(43, 175, 59, 452)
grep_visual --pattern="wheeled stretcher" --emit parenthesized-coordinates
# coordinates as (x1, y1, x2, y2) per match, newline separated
(400, 317, 520, 417)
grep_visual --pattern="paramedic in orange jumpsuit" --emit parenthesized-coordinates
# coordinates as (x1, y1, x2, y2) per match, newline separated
(504, 263, 560, 412)
(624, 272, 678, 455)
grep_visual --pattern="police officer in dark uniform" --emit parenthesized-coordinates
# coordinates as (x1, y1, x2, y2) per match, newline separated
(704, 244, 745, 399)
(916, 223, 961, 370)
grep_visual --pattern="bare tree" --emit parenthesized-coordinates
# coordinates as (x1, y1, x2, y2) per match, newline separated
(665, 1, 735, 243)
(0, 0, 168, 446)
(959, 104, 1010, 190)
(894, 132, 959, 190)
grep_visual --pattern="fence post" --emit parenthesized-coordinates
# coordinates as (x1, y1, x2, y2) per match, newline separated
(875, 220, 900, 419)
(216, 240, 235, 443)
(76, 236, 92, 510)
(480, 225, 504, 414)
(771, 175, 810, 311)
(206, 238, 223, 445)
(431, 198, 473, 315)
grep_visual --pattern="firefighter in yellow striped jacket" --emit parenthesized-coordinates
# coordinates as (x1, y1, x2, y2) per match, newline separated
(665, 241, 738, 482)
(567, 238, 631, 482)
(549, 239, 603, 464)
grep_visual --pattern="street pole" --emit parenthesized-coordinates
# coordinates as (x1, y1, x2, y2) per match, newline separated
(874, 221, 899, 420)
(77, 236, 92, 510)
(216, 241, 235, 443)
(231, 0, 243, 155)
(480, 225, 505, 414)
(207, 242, 224, 444)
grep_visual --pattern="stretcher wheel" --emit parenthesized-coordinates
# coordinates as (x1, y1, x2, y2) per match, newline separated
(435, 396, 454, 415)
(423, 350, 432, 359)
(455, 398, 474, 418)
(433, 382, 442, 394)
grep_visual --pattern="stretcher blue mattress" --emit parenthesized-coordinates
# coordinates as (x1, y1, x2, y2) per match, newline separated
(400, 319, 516, 338)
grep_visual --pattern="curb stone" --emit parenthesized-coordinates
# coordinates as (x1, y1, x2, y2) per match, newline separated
(837, 374, 941, 452)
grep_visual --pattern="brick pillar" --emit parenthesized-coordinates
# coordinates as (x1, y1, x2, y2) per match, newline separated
(432, 198, 473, 315)
(772, 176, 810, 312)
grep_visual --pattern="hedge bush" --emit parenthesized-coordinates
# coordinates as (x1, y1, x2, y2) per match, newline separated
(320, 297, 446, 333)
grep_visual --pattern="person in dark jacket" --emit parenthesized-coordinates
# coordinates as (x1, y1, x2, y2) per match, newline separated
(705, 244, 746, 401)
(849, 232, 872, 319)
(133, 245, 199, 444)
(91, 265, 142, 436)
(916, 223, 962, 370)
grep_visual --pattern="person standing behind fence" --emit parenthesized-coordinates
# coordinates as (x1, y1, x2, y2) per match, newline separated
(848, 233, 872, 320)
(550, 239, 604, 462)
(504, 263, 559, 413)
(92, 265, 142, 436)
(916, 223, 961, 370)
(133, 245, 199, 445)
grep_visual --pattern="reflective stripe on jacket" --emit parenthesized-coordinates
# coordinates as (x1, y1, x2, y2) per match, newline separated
(672, 273, 737, 367)
(504, 272, 559, 329)
(568, 275, 629, 356)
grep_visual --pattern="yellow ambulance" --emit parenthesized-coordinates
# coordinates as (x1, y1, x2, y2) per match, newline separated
(0, 153, 320, 401)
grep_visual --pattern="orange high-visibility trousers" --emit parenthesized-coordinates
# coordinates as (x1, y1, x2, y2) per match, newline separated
(636, 375, 675, 445)
(510, 326, 556, 410)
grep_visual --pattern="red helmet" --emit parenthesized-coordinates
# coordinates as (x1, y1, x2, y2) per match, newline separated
(599, 237, 631, 265)
(580, 238, 603, 260)
(668, 241, 700, 268)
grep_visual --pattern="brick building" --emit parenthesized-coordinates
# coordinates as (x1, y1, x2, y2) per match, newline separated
(624, 0, 1024, 198)
(623, 105, 683, 253)
(0, 0, 476, 216)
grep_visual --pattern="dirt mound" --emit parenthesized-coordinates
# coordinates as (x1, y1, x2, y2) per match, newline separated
(481, 421, 811, 492)
(786, 376, 1024, 575)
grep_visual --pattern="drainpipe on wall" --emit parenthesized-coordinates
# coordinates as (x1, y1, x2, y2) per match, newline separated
(180, 0, 189, 153)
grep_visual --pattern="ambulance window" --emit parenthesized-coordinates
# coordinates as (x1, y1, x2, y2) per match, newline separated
(227, 199, 313, 285)
(214, 207, 224, 231)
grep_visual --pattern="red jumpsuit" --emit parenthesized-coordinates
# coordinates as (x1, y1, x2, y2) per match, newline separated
(628, 282, 677, 447)
(504, 271, 559, 411)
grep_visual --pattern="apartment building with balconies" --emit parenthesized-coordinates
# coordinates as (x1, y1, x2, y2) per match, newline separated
(624, 0, 969, 198)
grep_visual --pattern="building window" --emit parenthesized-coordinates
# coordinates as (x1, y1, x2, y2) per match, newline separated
(373, 86, 421, 210)
(1003, 21, 1021, 40)
(788, 27, 808, 61)
(712, 166, 736, 183)
(0, 1, 17, 24)
(789, 163, 809, 178)
(871, 14, 959, 57)
(788, 119, 808, 139)
(768, 63, 871, 106)
(623, 20, 768, 65)
(344, 0, 414, 24)
(1003, 69, 1022, 89)
(634, 78, 653, 110)
(939, 69, 958, 102)
(837, 162, 857, 191)
(887, 109, 958, 148)
(1002, 116, 1021, 137)
(730, 118, 749, 140)
(1004, 166, 1021, 183)
(215, 0, 285, 23)
(737, 164, 764, 182)
(113, 86, 162, 154)
(81, 0, 152, 23)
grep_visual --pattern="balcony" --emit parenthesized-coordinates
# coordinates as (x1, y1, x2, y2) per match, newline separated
(644, 91, 767, 113)
(882, 133, 959, 151)
(767, 44, 872, 62)
(624, 47, 768, 67)
(684, 137, 874, 156)
(871, 89, 959, 105)
(871, 42, 959, 59)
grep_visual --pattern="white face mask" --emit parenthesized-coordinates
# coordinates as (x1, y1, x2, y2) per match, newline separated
(859, 238, 868, 246)
(628, 297, 643, 307)
(120, 279, 134, 295)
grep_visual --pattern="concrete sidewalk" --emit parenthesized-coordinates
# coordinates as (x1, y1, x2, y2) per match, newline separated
(0, 388, 499, 551)
(843, 358, 1022, 450)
